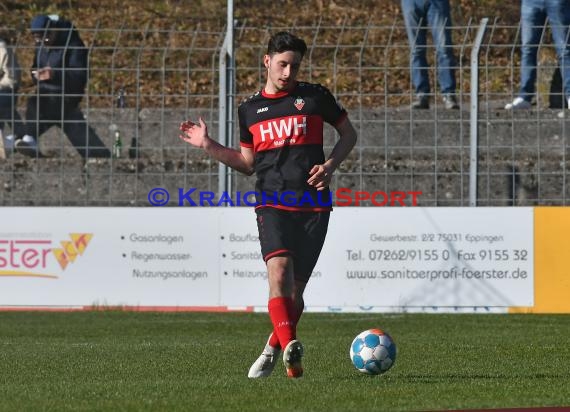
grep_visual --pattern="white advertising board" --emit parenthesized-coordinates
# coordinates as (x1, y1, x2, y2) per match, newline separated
(310, 208, 533, 308)
(0, 207, 533, 310)
(0, 208, 221, 307)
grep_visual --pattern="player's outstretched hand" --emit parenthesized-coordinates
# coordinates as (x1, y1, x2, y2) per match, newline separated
(179, 117, 209, 148)
(307, 164, 332, 191)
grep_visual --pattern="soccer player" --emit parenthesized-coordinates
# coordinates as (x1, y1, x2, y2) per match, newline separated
(179, 31, 357, 378)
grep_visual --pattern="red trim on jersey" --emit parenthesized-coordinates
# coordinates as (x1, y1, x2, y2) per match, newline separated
(255, 204, 332, 212)
(249, 114, 323, 153)
(261, 84, 296, 99)
(240, 141, 253, 148)
(264, 248, 292, 261)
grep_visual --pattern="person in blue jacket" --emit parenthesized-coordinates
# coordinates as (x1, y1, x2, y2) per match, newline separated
(16, 15, 108, 157)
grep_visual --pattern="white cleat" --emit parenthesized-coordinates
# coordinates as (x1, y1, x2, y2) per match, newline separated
(248, 347, 281, 378)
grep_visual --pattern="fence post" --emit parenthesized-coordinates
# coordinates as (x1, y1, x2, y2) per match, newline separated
(218, 0, 235, 200)
(469, 18, 489, 206)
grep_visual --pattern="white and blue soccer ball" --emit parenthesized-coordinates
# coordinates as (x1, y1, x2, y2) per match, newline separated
(349, 328, 396, 375)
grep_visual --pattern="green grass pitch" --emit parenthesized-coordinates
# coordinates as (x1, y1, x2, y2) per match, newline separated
(0, 312, 569, 411)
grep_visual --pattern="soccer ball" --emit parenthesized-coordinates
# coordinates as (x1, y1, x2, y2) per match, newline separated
(349, 328, 396, 375)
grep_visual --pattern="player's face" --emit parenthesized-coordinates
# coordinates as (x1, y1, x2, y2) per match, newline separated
(264, 51, 303, 94)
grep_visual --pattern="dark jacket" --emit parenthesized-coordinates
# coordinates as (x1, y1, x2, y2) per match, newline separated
(31, 19, 88, 98)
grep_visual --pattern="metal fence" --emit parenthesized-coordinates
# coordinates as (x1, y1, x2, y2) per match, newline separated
(1, 18, 569, 206)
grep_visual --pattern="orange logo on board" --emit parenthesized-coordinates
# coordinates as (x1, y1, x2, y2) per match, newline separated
(52, 233, 93, 270)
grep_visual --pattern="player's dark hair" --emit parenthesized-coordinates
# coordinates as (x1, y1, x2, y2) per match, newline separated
(267, 31, 307, 57)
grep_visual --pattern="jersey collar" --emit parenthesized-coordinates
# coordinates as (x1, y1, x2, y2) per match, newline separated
(262, 81, 298, 99)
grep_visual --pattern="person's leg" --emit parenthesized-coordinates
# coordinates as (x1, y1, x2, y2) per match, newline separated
(16, 95, 60, 156)
(266, 255, 297, 347)
(249, 208, 299, 378)
(62, 105, 111, 158)
(266, 278, 305, 350)
(402, 0, 431, 97)
(248, 255, 300, 378)
(279, 210, 329, 377)
(0, 92, 11, 134)
(0, 92, 10, 151)
(519, 0, 546, 101)
(546, 0, 570, 107)
(427, 0, 457, 96)
(0, 89, 24, 143)
(249, 210, 329, 378)
(0, 91, 13, 125)
(23, 95, 59, 138)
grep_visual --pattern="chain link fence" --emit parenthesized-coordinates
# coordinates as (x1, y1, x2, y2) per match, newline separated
(0, 18, 568, 206)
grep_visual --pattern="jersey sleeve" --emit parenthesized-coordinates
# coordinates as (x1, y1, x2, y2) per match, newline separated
(238, 102, 253, 148)
(317, 85, 348, 127)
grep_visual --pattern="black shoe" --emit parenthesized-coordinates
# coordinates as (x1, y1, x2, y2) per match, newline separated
(15, 138, 39, 157)
(442, 94, 459, 109)
(412, 95, 429, 109)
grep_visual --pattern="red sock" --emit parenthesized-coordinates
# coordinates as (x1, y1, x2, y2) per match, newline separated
(268, 297, 296, 349)
(268, 331, 280, 349)
(268, 301, 303, 349)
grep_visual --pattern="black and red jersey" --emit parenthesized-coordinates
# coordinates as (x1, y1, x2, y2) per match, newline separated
(238, 81, 347, 211)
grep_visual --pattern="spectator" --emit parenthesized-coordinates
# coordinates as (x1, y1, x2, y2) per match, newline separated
(401, 0, 459, 109)
(15, 14, 109, 157)
(505, 0, 570, 110)
(0, 35, 22, 152)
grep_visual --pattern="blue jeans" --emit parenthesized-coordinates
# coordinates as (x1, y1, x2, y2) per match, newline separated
(401, 0, 457, 95)
(519, 0, 570, 101)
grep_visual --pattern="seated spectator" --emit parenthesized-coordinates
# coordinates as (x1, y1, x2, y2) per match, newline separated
(15, 14, 109, 158)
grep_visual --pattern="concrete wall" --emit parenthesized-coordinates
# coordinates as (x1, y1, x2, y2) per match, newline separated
(1, 106, 567, 206)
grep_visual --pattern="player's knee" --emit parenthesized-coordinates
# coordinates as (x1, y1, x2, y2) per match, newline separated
(267, 256, 294, 295)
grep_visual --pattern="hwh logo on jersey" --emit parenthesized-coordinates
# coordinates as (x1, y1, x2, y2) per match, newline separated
(258, 115, 307, 142)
